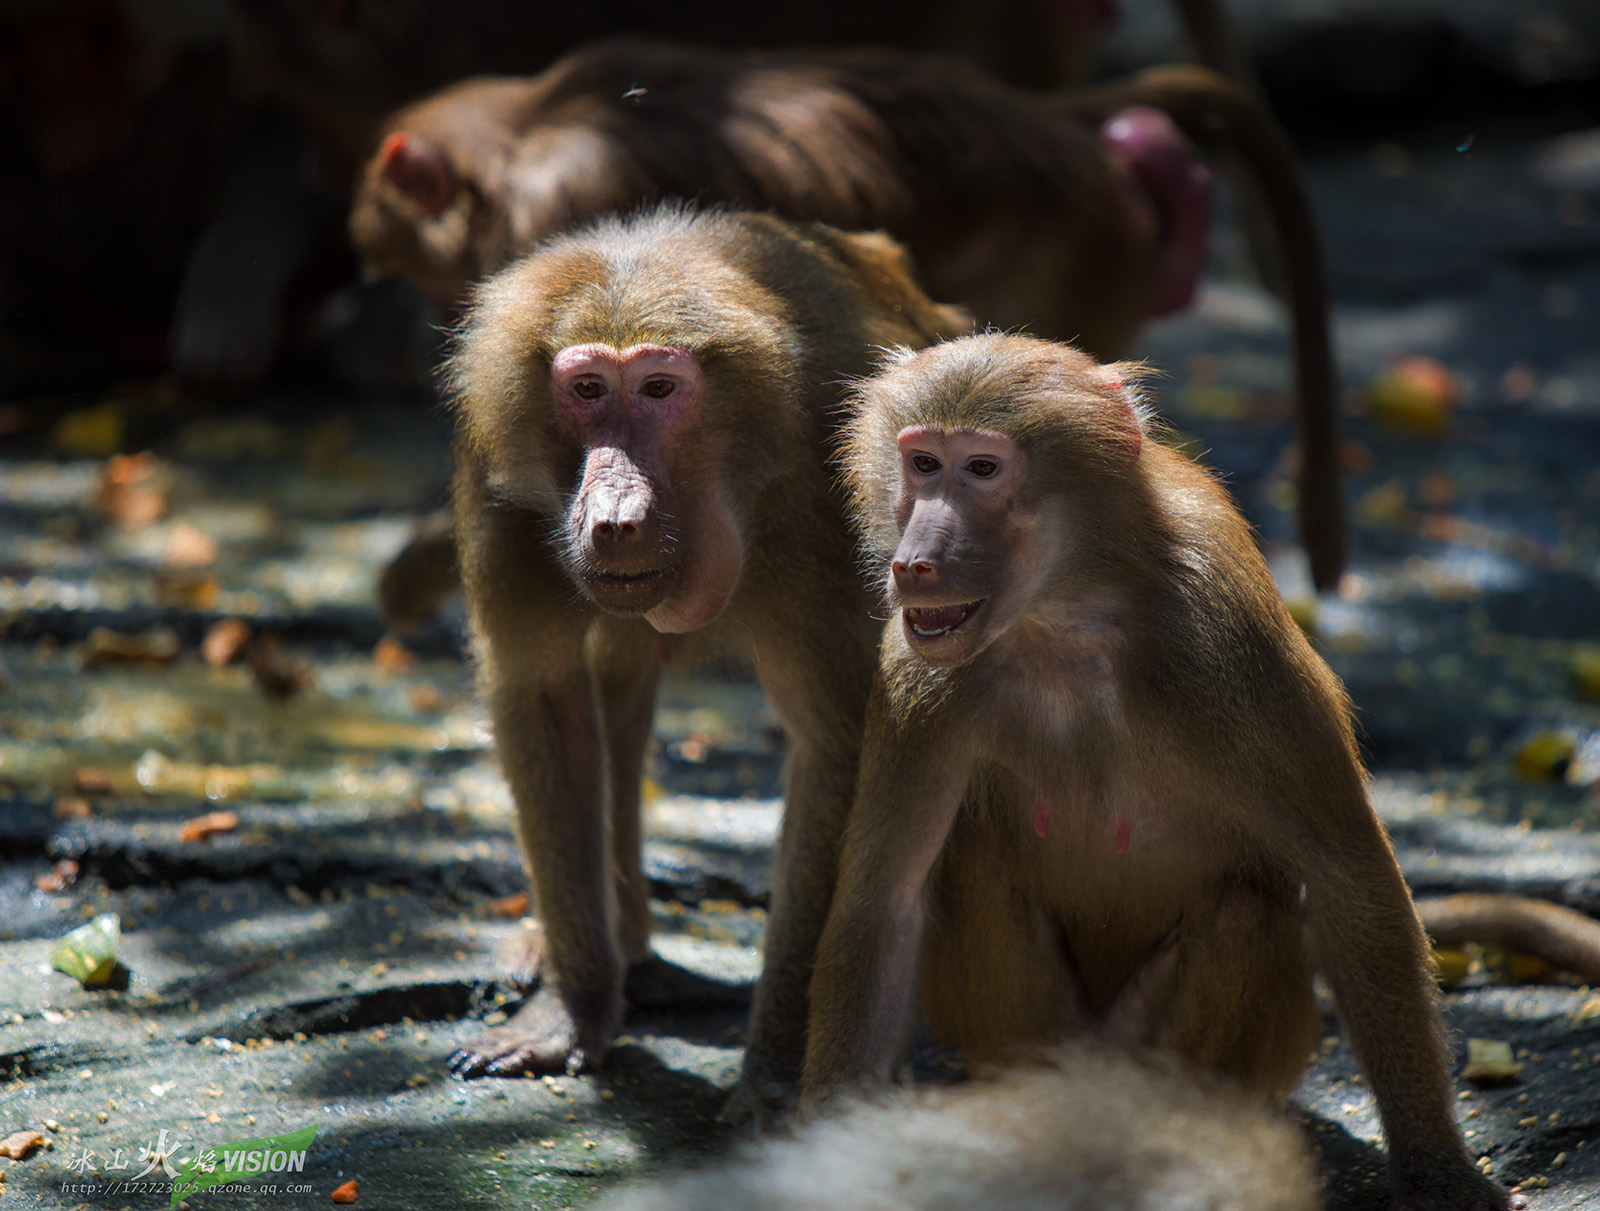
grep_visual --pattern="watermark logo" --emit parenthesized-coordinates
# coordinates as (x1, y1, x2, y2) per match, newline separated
(169, 1124, 319, 1207)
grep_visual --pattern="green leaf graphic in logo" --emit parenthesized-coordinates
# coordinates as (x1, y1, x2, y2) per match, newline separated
(170, 1123, 319, 1207)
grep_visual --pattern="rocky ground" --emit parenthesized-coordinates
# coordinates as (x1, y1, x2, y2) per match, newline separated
(3, 6, 1600, 1211)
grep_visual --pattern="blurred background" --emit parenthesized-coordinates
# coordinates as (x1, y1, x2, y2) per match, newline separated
(1, 2, 1599, 1207)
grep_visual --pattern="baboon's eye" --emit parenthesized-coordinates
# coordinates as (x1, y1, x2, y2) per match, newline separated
(911, 454, 941, 474)
(966, 459, 998, 478)
(572, 379, 605, 401)
(641, 378, 675, 399)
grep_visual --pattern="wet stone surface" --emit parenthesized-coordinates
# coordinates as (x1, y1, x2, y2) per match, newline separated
(4, 31, 1600, 1211)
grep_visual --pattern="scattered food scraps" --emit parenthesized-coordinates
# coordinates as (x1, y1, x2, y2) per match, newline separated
(164, 521, 219, 567)
(0, 1131, 46, 1160)
(1514, 733, 1575, 782)
(202, 618, 253, 668)
(73, 768, 114, 795)
(50, 914, 121, 988)
(34, 858, 80, 893)
(331, 1179, 360, 1203)
(489, 893, 531, 920)
(1462, 1038, 1525, 1086)
(177, 811, 240, 842)
(52, 797, 92, 820)
(1369, 356, 1458, 438)
(95, 451, 169, 530)
(373, 635, 417, 674)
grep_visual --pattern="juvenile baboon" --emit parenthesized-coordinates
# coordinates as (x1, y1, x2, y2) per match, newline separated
(805, 334, 1506, 1210)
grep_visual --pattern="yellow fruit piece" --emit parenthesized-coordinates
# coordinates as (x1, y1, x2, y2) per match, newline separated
(50, 913, 121, 987)
(1369, 356, 1457, 438)
(1461, 1038, 1524, 1085)
(1514, 732, 1574, 781)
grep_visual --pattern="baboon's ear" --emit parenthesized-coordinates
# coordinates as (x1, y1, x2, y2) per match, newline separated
(1039, 349, 1147, 469)
(1100, 363, 1146, 466)
(378, 131, 456, 216)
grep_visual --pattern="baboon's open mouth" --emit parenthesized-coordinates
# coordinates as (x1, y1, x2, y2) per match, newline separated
(904, 600, 984, 638)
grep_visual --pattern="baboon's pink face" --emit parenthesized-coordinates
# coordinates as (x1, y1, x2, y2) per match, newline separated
(551, 343, 740, 634)
(888, 425, 1044, 668)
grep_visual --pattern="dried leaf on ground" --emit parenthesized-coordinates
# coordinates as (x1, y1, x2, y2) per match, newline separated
(202, 618, 253, 668)
(73, 768, 114, 794)
(164, 521, 219, 567)
(95, 451, 169, 530)
(177, 811, 240, 842)
(34, 859, 80, 892)
(373, 636, 417, 674)
(489, 892, 531, 920)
